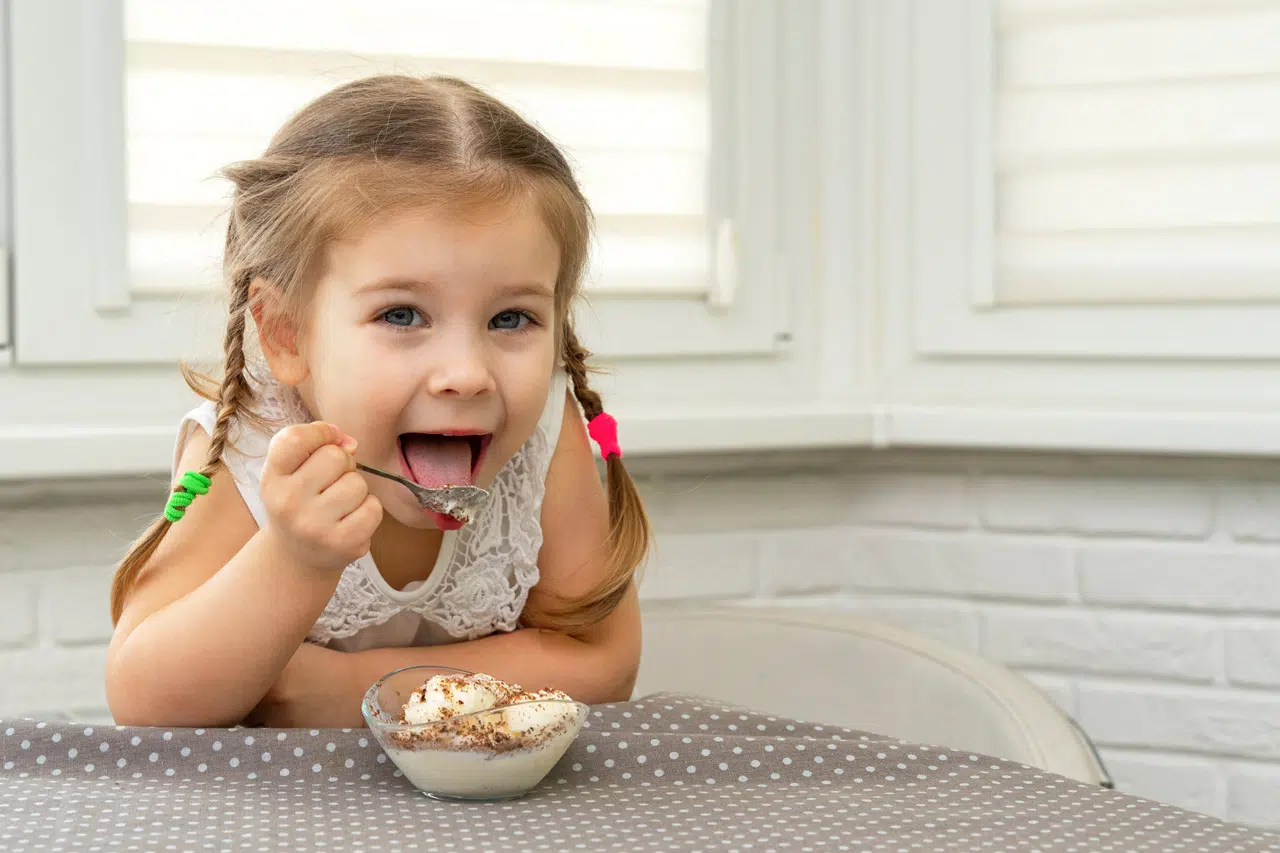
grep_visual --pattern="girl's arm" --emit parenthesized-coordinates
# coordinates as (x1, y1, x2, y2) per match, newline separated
(252, 395, 643, 727)
(106, 423, 377, 728)
(253, 597, 638, 727)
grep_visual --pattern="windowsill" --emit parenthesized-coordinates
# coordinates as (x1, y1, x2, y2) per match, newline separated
(0, 406, 878, 480)
(9, 403, 1280, 481)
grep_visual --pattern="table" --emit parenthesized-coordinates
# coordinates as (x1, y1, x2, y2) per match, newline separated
(3, 693, 1277, 852)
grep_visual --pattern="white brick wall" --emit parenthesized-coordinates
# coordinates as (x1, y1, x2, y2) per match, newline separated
(0, 480, 154, 722)
(7, 453, 1280, 829)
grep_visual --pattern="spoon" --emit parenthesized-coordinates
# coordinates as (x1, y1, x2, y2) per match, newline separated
(356, 463, 489, 523)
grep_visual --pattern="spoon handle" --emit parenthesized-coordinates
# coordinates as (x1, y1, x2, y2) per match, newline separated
(355, 462, 413, 489)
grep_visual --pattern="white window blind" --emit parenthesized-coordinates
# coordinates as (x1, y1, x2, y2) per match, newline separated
(995, 0, 1280, 304)
(124, 0, 712, 300)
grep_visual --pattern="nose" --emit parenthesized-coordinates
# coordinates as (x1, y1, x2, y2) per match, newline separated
(426, 330, 495, 399)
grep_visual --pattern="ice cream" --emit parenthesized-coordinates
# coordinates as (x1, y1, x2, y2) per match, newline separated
(402, 673, 503, 724)
(378, 672, 585, 799)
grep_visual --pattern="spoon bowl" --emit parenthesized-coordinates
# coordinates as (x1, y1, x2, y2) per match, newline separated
(356, 463, 489, 523)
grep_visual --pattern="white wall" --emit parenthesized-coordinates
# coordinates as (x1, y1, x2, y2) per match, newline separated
(4, 451, 1280, 828)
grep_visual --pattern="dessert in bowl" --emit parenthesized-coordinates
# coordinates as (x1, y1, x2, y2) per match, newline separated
(361, 665, 588, 800)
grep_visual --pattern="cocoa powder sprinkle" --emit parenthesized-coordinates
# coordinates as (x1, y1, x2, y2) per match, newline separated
(390, 674, 578, 754)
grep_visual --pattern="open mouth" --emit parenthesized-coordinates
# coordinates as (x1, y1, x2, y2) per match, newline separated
(397, 433, 492, 489)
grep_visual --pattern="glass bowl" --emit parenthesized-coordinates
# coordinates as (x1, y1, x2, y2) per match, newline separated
(361, 665, 589, 801)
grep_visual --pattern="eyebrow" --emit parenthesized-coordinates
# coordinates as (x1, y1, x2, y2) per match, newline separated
(355, 277, 555, 300)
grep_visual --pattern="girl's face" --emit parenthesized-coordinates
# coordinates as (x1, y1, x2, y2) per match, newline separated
(268, 197, 561, 531)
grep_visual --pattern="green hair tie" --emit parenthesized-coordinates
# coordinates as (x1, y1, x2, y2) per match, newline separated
(164, 471, 212, 523)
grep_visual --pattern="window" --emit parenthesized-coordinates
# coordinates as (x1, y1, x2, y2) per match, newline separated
(13, 0, 781, 365)
(997, 0, 1280, 305)
(3, 1, 856, 478)
(877, 0, 1280, 454)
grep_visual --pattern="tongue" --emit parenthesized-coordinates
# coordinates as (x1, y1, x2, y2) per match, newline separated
(401, 435, 473, 489)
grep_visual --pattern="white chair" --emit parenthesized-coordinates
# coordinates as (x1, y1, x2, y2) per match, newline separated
(635, 605, 1110, 787)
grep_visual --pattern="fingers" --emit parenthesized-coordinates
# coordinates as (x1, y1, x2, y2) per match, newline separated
(265, 422, 354, 478)
(336, 494, 383, 534)
(291, 441, 357, 497)
(268, 423, 339, 478)
(315, 469, 370, 519)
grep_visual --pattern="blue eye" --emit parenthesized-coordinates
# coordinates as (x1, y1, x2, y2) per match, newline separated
(491, 310, 532, 331)
(381, 307, 421, 327)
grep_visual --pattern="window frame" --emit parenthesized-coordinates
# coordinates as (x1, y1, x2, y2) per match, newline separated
(0, 0, 11, 356)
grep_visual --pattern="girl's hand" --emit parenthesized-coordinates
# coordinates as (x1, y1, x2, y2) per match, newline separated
(260, 422, 383, 573)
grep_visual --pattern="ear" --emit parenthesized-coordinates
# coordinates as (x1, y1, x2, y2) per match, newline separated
(249, 278, 309, 387)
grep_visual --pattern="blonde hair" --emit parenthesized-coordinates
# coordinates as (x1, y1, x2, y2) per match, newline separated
(110, 75, 650, 633)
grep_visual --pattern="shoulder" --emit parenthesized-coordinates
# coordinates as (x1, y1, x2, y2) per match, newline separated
(533, 388, 610, 599)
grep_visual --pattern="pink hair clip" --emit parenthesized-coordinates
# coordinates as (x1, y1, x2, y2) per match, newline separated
(587, 412, 622, 461)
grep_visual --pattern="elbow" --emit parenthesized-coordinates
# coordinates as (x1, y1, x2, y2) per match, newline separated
(606, 653, 640, 702)
(107, 678, 244, 729)
(105, 644, 244, 729)
(591, 644, 640, 704)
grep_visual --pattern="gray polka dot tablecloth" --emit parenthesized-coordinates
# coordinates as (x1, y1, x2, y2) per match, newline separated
(3, 694, 1278, 853)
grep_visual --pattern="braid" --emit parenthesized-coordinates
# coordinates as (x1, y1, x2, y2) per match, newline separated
(202, 272, 253, 474)
(562, 325, 603, 420)
(109, 271, 255, 624)
(523, 323, 651, 634)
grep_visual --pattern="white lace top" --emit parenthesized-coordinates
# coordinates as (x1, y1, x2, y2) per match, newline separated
(173, 369, 569, 653)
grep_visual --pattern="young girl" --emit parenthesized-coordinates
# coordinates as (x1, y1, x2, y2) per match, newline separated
(105, 75, 649, 729)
